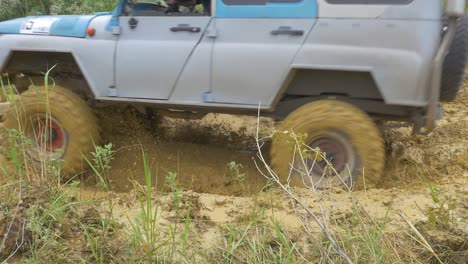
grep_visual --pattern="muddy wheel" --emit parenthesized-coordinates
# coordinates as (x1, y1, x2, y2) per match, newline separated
(441, 14, 468, 102)
(271, 100, 384, 190)
(2, 85, 100, 180)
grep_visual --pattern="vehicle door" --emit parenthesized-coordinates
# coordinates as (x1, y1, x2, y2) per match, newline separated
(209, 0, 317, 106)
(115, 0, 212, 99)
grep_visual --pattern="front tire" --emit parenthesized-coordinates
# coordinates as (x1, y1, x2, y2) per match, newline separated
(271, 100, 384, 190)
(2, 85, 100, 180)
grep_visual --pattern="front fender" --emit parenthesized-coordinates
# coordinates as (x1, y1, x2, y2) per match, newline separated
(0, 34, 115, 98)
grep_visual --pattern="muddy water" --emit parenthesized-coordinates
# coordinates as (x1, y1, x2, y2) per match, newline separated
(90, 107, 269, 196)
(103, 140, 266, 195)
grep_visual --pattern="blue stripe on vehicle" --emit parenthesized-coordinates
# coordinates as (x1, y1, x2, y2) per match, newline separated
(0, 18, 26, 34)
(215, 0, 317, 18)
(0, 15, 108, 37)
(49, 16, 95, 38)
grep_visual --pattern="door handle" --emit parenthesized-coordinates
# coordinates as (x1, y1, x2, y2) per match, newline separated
(170, 24, 201, 33)
(128, 17, 138, 29)
(271, 26, 304, 36)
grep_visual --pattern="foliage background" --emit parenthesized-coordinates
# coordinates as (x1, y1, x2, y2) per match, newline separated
(0, 0, 117, 21)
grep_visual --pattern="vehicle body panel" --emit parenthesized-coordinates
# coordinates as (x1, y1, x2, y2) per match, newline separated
(0, 15, 116, 97)
(316, 0, 441, 20)
(170, 23, 215, 103)
(293, 18, 441, 106)
(209, 18, 315, 106)
(115, 16, 211, 99)
(0, 18, 26, 34)
(0, 15, 106, 37)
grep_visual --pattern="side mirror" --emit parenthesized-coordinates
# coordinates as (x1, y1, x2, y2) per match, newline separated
(446, 0, 466, 17)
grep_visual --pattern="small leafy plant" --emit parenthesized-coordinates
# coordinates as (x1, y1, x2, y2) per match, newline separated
(426, 185, 457, 226)
(165, 172, 183, 211)
(228, 161, 249, 195)
(86, 143, 115, 190)
(227, 161, 247, 183)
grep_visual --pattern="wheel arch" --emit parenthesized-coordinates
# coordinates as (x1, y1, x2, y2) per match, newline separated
(271, 67, 385, 113)
(279, 67, 384, 100)
(1, 49, 99, 99)
(269, 67, 422, 122)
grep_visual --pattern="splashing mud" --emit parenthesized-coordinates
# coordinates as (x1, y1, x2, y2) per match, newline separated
(384, 81, 468, 188)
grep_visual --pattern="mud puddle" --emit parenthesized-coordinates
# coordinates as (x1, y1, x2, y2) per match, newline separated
(99, 140, 266, 195)
(90, 107, 271, 196)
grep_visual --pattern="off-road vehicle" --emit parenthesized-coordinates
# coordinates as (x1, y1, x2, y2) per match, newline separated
(0, 0, 466, 189)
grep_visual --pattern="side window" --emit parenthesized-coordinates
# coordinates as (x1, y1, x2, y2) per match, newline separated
(216, 0, 317, 18)
(123, 0, 211, 16)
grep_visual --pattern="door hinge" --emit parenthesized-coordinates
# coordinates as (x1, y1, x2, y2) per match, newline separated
(108, 86, 117, 97)
(111, 26, 121, 35)
(206, 21, 217, 38)
(207, 28, 217, 38)
(203, 92, 214, 102)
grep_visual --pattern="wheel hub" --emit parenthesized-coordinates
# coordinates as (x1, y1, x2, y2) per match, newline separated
(309, 136, 348, 176)
(293, 130, 357, 189)
(28, 114, 67, 161)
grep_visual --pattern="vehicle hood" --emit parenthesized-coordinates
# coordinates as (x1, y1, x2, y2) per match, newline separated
(0, 14, 110, 38)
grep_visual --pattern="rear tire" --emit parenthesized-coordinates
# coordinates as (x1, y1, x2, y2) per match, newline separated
(2, 85, 100, 180)
(271, 100, 384, 190)
(441, 14, 468, 102)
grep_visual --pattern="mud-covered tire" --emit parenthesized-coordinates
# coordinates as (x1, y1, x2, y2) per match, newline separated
(2, 85, 100, 180)
(271, 100, 384, 190)
(441, 14, 468, 102)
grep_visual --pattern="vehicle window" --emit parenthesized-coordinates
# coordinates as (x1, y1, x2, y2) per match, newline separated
(217, 0, 315, 18)
(132, 0, 164, 3)
(124, 0, 210, 16)
(130, 0, 165, 4)
(222, 0, 302, 5)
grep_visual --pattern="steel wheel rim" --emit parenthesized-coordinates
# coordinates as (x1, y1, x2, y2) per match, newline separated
(294, 130, 357, 189)
(27, 114, 68, 161)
